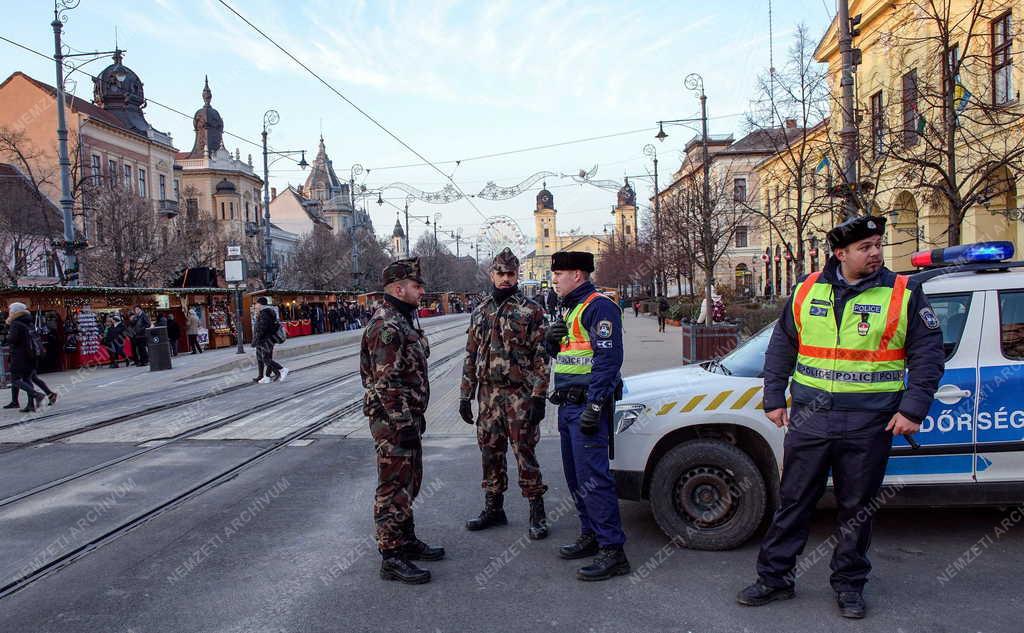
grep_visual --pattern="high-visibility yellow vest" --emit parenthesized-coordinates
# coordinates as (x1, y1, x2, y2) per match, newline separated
(791, 271, 911, 395)
(553, 292, 604, 376)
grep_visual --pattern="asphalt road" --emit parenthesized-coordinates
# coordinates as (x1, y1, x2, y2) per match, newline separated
(0, 315, 1021, 633)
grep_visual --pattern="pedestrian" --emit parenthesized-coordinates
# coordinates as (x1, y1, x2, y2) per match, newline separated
(696, 285, 725, 324)
(632, 300, 639, 318)
(252, 297, 289, 384)
(4, 303, 57, 412)
(736, 216, 945, 619)
(544, 251, 630, 581)
(102, 314, 128, 368)
(186, 309, 202, 354)
(165, 313, 181, 356)
(360, 257, 443, 584)
(656, 295, 669, 332)
(545, 287, 559, 320)
(127, 305, 150, 366)
(460, 248, 550, 540)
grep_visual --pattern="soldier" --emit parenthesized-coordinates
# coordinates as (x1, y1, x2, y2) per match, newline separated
(544, 251, 630, 581)
(360, 257, 444, 585)
(460, 247, 550, 539)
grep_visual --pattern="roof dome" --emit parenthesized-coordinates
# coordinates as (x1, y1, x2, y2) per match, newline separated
(536, 185, 555, 212)
(617, 178, 636, 207)
(92, 50, 149, 135)
(190, 76, 224, 158)
(215, 178, 237, 193)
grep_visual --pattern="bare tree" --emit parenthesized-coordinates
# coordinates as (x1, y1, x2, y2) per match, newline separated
(277, 226, 352, 290)
(878, 0, 1024, 245)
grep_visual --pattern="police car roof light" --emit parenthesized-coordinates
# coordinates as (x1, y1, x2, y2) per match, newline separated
(910, 241, 1015, 268)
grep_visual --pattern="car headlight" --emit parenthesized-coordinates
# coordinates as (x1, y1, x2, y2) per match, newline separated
(614, 403, 646, 434)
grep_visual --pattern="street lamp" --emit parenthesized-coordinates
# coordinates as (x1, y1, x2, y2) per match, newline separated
(261, 109, 308, 287)
(682, 73, 715, 319)
(642, 143, 662, 297)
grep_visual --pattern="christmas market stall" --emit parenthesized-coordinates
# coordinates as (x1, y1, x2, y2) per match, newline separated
(0, 286, 236, 372)
(243, 289, 358, 341)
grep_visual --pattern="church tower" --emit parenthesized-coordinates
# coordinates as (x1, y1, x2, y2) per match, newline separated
(534, 184, 557, 256)
(391, 217, 407, 258)
(612, 178, 638, 247)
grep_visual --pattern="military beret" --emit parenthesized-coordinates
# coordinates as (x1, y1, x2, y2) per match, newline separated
(827, 215, 887, 250)
(382, 257, 424, 286)
(490, 247, 520, 272)
(551, 251, 594, 273)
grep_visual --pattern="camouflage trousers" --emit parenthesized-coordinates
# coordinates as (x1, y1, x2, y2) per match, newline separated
(475, 383, 547, 499)
(369, 416, 423, 552)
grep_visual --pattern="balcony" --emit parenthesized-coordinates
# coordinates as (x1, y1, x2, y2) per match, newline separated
(158, 199, 179, 218)
(245, 221, 260, 237)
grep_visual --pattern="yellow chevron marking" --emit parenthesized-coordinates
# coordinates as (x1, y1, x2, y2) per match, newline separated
(732, 386, 762, 409)
(755, 399, 764, 410)
(680, 394, 706, 412)
(656, 402, 678, 416)
(705, 390, 733, 411)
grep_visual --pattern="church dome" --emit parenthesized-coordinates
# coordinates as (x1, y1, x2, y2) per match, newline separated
(191, 76, 224, 158)
(536, 186, 555, 212)
(617, 179, 636, 207)
(92, 50, 149, 134)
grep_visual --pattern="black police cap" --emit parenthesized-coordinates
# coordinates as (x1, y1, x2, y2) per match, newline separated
(827, 215, 887, 250)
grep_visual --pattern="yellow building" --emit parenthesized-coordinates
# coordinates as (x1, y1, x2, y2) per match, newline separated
(813, 0, 1023, 269)
(521, 182, 638, 283)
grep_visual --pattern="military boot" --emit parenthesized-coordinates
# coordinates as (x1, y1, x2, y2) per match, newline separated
(528, 496, 548, 540)
(401, 521, 445, 561)
(576, 547, 630, 581)
(379, 550, 431, 585)
(465, 492, 507, 531)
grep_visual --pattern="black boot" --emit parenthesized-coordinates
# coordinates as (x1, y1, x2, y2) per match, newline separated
(465, 492, 507, 531)
(401, 521, 445, 561)
(836, 591, 866, 619)
(528, 496, 548, 540)
(3, 402, 18, 409)
(558, 533, 599, 560)
(577, 547, 630, 581)
(379, 551, 431, 584)
(736, 581, 795, 606)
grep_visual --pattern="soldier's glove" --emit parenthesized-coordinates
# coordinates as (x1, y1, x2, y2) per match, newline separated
(545, 320, 568, 346)
(459, 399, 474, 424)
(397, 425, 421, 450)
(529, 397, 547, 425)
(580, 402, 602, 436)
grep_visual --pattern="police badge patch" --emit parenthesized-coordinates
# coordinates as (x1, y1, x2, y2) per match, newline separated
(919, 307, 940, 330)
(596, 319, 613, 338)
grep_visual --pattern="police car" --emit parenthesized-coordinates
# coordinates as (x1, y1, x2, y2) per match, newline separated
(611, 241, 1024, 550)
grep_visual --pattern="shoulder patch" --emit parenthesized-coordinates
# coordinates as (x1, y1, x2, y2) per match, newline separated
(596, 319, 613, 339)
(919, 307, 940, 330)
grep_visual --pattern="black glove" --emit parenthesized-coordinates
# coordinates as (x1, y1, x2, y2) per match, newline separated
(546, 320, 568, 346)
(580, 402, 602, 436)
(397, 425, 421, 450)
(529, 396, 547, 425)
(459, 399, 474, 424)
(416, 414, 426, 435)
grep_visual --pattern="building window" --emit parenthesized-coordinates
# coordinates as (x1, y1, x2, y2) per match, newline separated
(173, 178, 180, 200)
(123, 164, 132, 189)
(90, 155, 101, 185)
(625, 225, 631, 235)
(543, 228, 549, 238)
(220, 201, 226, 220)
(159, 174, 166, 200)
(993, 12, 1014, 106)
(870, 90, 885, 157)
(186, 198, 199, 220)
(245, 202, 250, 222)
(735, 225, 748, 248)
(901, 69, 919, 147)
(108, 160, 117, 187)
(733, 178, 747, 202)
(229, 201, 235, 220)
(138, 168, 146, 197)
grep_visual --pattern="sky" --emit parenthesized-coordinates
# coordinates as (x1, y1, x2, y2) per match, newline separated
(2, 0, 836, 255)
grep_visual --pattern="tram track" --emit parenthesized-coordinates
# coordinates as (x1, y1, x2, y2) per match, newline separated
(0, 343, 467, 600)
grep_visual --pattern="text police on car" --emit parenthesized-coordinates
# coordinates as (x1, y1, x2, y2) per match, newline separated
(736, 215, 945, 619)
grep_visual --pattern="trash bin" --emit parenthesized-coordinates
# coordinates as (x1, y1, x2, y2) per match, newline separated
(146, 326, 172, 371)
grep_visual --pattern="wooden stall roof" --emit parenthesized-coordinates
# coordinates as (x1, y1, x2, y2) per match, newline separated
(0, 285, 232, 297)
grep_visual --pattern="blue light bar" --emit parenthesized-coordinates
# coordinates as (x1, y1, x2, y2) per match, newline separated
(911, 241, 1015, 267)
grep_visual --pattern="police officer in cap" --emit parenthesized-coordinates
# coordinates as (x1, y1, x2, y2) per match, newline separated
(736, 215, 944, 617)
(544, 251, 630, 581)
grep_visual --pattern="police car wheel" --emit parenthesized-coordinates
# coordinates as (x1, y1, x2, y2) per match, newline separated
(649, 440, 766, 551)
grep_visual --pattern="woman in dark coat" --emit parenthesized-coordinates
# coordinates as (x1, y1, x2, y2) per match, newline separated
(5, 303, 56, 412)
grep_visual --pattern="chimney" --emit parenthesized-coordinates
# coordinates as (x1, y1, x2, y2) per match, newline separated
(784, 118, 798, 129)
(270, 187, 277, 200)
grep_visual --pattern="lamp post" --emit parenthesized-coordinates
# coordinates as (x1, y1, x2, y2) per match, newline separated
(682, 73, 715, 319)
(261, 109, 308, 288)
(642, 143, 661, 297)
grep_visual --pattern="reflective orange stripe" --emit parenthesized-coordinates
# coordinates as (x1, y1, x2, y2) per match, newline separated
(878, 274, 908, 350)
(569, 292, 605, 340)
(798, 344, 906, 362)
(561, 341, 592, 351)
(792, 272, 822, 335)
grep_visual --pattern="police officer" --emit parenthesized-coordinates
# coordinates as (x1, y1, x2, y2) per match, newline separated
(461, 248, 551, 538)
(360, 257, 444, 584)
(544, 251, 630, 581)
(736, 216, 944, 618)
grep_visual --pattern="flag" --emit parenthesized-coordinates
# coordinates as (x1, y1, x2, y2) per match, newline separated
(955, 81, 972, 114)
(815, 155, 830, 173)
(916, 112, 927, 134)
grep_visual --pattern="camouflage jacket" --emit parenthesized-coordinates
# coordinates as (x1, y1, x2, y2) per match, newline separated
(460, 292, 548, 400)
(360, 300, 431, 430)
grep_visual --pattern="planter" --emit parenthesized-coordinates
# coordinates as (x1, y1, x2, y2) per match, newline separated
(680, 322, 740, 363)
(665, 319, 681, 327)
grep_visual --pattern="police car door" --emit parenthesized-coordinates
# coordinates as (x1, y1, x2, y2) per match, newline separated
(886, 291, 979, 484)
(974, 288, 1024, 482)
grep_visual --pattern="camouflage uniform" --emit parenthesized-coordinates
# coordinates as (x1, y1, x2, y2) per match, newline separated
(361, 260, 431, 552)
(461, 249, 549, 499)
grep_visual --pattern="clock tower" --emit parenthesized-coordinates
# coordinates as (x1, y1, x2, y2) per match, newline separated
(534, 184, 557, 256)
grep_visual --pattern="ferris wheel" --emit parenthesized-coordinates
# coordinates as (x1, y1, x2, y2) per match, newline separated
(477, 215, 530, 258)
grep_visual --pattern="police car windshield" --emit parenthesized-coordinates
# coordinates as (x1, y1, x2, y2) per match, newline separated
(716, 322, 775, 378)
